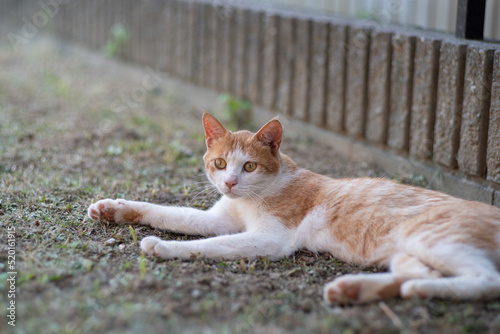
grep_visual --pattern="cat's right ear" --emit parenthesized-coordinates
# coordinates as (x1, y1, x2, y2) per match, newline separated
(254, 117, 283, 155)
(202, 111, 227, 148)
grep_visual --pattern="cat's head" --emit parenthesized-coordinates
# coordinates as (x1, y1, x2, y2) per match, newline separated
(202, 112, 283, 199)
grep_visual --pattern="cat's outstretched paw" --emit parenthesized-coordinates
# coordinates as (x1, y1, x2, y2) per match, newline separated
(140, 236, 162, 255)
(400, 280, 430, 299)
(141, 236, 174, 258)
(323, 277, 362, 305)
(87, 199, 143, 224)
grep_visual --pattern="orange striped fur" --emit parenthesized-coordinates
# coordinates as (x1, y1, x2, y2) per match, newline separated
(88, 113, 500, 304)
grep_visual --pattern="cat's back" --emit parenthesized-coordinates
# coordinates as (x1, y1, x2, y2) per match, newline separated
(265, 169, 467, 229)
(325, 177, 456, 215)
(321, 176, 500, 231)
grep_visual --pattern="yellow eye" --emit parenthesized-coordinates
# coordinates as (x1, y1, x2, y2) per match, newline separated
(244, 162, 257, 172)
(215, 158, 226, 169)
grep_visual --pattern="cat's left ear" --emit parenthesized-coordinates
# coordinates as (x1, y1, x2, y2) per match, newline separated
(254, 117, 282, 155)
(202, 111, 228, 148)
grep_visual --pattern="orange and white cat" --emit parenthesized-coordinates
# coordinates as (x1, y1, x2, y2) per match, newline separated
(88, 112, 500, 304)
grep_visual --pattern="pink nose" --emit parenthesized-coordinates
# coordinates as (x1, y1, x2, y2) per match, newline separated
(225, 179, 238, 189)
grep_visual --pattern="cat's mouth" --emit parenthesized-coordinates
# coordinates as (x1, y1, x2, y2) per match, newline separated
(220, 186, 241, 199)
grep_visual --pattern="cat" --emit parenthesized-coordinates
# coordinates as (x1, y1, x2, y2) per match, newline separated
(88, 111, 500, 304)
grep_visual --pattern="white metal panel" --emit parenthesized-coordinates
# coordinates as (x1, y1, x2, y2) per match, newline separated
(400, 0, 420, 27)
(417, 0, 432, 29)
(381, 0, 399, 25)
(259, 0, 498, 40)
(485, 0, 500, 40)
(433, 0, 456, 32)
(333, 0, 351, 15)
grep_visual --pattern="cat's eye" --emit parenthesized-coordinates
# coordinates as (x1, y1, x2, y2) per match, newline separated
(215, 158, 226, 169)
(243, 161, 257, 172)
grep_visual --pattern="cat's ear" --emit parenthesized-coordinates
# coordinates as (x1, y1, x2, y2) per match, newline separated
(202, 111, 228, 148)
(254, 117, 282, 155)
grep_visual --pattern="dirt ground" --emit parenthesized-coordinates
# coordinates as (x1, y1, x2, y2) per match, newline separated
(1, 36, 500, 334)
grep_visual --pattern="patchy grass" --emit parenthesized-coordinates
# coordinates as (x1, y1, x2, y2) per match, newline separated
(1, 37, 500, 334)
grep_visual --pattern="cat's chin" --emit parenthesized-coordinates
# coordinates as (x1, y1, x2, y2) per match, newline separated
(221, 190, 242, 199)
(225, 193, 241, 199)
(218, 187, 243, 199)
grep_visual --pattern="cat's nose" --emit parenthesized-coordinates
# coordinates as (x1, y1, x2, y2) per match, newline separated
(225, 179, 238, 189)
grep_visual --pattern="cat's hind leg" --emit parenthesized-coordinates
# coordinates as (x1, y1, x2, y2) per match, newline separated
(400, 250, 500, 301)
(401, 275, 500, 300)
(323, 253, 441, 304)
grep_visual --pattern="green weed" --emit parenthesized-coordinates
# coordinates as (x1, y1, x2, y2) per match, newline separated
(217, 93, 252, 130)
(103, 23, 129, 57)
(129, 226, 138, 246)
(139, 254, 147, 280)
(40, 70, 70, 97)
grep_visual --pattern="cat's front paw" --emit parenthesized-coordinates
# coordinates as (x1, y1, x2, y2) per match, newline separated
(323, 276, 363, 305)
(87, 199, 143, 224)
(141, 236, 175, 259)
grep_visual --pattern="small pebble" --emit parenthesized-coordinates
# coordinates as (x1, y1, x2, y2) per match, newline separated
(301, 300, 313, 313)
(104, 238, 116, 246)
(191, 289, 201, 298)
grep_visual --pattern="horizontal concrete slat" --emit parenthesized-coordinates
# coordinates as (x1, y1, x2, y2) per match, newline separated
(487, 51, 500, 183)
(366, 30, 391, 144)
(129, 1, 143, 64)
(117, 0, 133, 61)
(276, 16, 295, 116)
(105, 0, 119, 53)
(201, 4, 216, 89)
(200, 4, 213, 87)
(495, 191, 500, 208)
(232, 8, 248, 98)
(345, 27, 370, 138)
(141, 1, 165, 67)
(175, 1, 190, 79)
(245, 10, 263, 103)
(433, 41, 467, 169)
(261, 13, 279, 110)
(388, 34, 416, 151)
(214, 6, 227, 92)
(309, 20, 329, 127)
(325, 24, 347, 133)
(158, 0, 177, 74)
(219, 7, 234, 92)
(292, 18, 311, 121)
(409, 37, 440, 160)
(83, 0, 95, 49)
(458, 46, 494, 177)
(189, 2, 203, 84)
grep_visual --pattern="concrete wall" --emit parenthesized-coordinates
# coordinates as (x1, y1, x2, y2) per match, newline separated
(1, 0, 499, 206)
